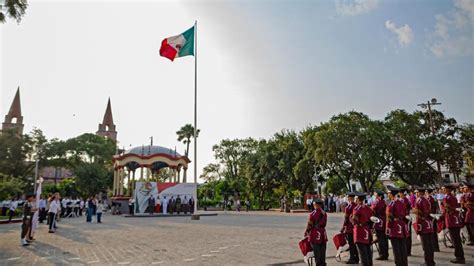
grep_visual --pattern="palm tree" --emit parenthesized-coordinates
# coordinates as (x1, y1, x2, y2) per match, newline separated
(176, 124, 200, 183)
(176, 124, 200, 158)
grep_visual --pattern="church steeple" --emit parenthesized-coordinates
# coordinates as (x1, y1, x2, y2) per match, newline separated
(2, 87, 24, 135)
(96, 98, 117, 142)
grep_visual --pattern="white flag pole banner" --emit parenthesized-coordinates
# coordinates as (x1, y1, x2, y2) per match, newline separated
(134, 182, 197, 214)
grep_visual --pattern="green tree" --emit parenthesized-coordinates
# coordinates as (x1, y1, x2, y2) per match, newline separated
(0, 0, 28, 24)
(0, 174, 25, 199)
(74, 162, 111, 197)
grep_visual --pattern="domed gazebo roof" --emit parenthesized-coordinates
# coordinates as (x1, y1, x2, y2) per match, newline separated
(113, 145, 190, 170)
(125, 145, 182, 157)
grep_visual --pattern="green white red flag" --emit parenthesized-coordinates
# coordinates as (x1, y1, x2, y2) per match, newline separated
(160, 26, 195, 61)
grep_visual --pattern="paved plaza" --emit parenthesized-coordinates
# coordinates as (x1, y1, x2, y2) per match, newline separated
(1, 211, 474, 265)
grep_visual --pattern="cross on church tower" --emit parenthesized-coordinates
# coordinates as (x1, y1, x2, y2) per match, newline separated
(2, 87, 24, 135)
(96, 98, 117, 142)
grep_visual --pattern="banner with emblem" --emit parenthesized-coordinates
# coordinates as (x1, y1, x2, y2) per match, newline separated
(133, 182, 197, 214)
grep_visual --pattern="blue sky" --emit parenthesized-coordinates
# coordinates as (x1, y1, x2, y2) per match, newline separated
(1, 0, 472, 180)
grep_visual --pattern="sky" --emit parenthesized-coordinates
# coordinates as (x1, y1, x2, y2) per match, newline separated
(1, 0, 473, 182)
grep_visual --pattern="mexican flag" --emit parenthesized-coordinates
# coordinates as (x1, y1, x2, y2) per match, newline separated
(160, 26, 194, 61)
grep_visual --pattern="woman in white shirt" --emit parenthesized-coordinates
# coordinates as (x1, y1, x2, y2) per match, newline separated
(96, 201, 103, 223)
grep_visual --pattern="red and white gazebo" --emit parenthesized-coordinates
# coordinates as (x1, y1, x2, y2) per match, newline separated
(112, 145, 190, 197)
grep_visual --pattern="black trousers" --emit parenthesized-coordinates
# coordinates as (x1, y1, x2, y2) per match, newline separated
(466, 223, 474, 243)
(432, 219, 440, 250)
(449, 227, 465, 260)
(310, 242, 326, 266)
(346, 233, 359, 262)
(390, 237, 408, 266)
(356, 243, 372, 266)
(48, 213, 56, 231)
(20, 218, 29, 239)
(406, 222, 412, 255)
(8, 209, 15, 221)
(420, 233, 435, 266)
(375, 229, 389, 259)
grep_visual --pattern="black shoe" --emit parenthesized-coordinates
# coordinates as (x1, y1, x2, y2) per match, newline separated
(345, 260, 359, 264)
(375, 256, 388, 260)
(48, 230, 54, 233)
(450, 258, 466, 264)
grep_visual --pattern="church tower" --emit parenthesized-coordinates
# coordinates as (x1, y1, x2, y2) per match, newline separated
(2, 87, 24, 135)
(96, 98, 117, 142)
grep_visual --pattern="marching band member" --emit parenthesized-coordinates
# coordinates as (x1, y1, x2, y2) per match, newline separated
(370, 190, 388, 260)
(461, 182, 474, 246)
(352, 192, 373, 266)
(386, 186, 408, 266)
(341, 192, 358, 264)
(442, 183, 465, 264)
(413, 188, 435, 266)
(398, 188, 412, 256)
(305, 198, 327, 266)
(426, 188, 440, 251)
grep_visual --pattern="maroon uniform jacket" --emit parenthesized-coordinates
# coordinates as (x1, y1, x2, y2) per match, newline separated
(413, 196, 434, 234)
(307, 208, 328, 244)
(352, 204, 373, 244)
(465, 192, 474, 224)
(371, 198, 386, 231)
(386, 199, 407, 238)
(343, 201, 356, 234)
(428, 195, 437, 214)
(399, 197, 411, 237)
(442, 194, 463, 228)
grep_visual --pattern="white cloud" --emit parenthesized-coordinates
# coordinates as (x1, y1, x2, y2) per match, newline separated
(335, 0, 379, 16)
(427, 1, 474, 58)
(385, 20, 414, 47)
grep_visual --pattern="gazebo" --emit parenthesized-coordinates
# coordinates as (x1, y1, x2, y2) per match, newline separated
(112, 145, 190, 197)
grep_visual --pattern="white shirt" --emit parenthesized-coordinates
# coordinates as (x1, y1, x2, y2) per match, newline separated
(97, 203, 103, 213)
(49, 200, 59, 214)
(9, 200, 17, 211)
(39, 199, 46, 209)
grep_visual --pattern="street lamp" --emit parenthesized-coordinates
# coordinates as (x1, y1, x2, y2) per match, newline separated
(417, 98, 443, 181)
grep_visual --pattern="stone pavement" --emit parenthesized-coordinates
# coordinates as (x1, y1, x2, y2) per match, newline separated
(0, 211, 473, 265)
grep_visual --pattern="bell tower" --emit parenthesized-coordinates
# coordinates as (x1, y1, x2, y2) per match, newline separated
(96, 98, 117, 142)
(2, 87, 24, 135)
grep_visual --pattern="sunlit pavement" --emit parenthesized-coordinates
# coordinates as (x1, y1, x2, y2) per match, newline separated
(0, 211, 473, 265)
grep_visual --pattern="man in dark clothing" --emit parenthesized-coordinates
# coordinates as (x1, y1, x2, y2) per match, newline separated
(148, 196, 155, 215)
(20, 194, 35, 246)
(189, 197, 195, 214)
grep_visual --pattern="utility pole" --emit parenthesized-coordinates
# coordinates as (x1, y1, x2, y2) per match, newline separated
(417, 98, 443, 181)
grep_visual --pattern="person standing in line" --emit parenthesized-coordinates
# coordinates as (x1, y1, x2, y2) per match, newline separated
(38, 196, 46, 223)
(236, 199, 241, 212)
(306, 196, 312, 212)
(128, 197, 134, 215)
(341, 192, 359, 264)
(176, 195, 182, 214)
(371, 190, 388, 261)
(413, 188, 435, 266)
(352, 192, 373, 266)
(162, 196, 168, 215)
(442, 184, 465, 264)
(463, 182, 474, 246)
(79, 198, 84, 216)
(305, 198, 327, 266)
(386, 186, 408, 266)
(245, 199, 250, 212)
(169, 196, 175, 214)
(86, 196, 94, 222)
(8, 197, 17, 222)
(20, 194, 34, 246)
(398, 188, 412, 256)
(96, 200, 103, 223)
(189, 196, 195, 214)
(426, 188, 440, 252)
(183, 196, 188, 214)
(48, 195, 59, 233)
(148, 195, 155, 215)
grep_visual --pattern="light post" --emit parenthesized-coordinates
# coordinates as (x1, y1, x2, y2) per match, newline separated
(417, 98, 443, 181)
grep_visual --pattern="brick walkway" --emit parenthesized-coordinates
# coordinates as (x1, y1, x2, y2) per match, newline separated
(0, 211, 473, 265)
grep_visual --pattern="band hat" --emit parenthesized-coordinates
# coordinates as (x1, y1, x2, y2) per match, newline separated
(386, 185, 400, 194)
(346, 192, 356, 197)
(313, 198, 324, 205)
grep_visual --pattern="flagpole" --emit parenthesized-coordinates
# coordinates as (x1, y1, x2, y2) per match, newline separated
(193, 20, 198, 214)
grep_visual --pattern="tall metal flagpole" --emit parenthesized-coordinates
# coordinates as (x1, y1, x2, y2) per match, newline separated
(193, 20, 198, 214)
